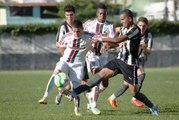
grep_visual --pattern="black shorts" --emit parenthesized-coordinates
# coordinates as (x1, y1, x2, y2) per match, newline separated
(104, 59, 138, 85)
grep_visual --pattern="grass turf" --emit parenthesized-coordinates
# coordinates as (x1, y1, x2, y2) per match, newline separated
(0, 67, 179, 120)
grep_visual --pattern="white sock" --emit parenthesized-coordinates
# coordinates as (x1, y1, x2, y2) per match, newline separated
(132, 97, 136, 100)
(110, 94, 116, 100)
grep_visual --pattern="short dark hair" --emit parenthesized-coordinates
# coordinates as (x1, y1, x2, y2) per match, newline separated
(97, 3, 107, 10)
(64, 4, 75, 13)
(120, 9, 133, 19)
(138, 17, 148, 25)
(73, 20, 83, 28)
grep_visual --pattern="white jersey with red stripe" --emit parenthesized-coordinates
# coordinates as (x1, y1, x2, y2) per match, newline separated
(84, 19, 114, 55)
(83, 19, 115, 71)
(60, 31, 94, 63)
(83, 19, 114, 38)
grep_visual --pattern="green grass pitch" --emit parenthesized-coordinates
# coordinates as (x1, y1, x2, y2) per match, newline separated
(0, 67, 179, 120)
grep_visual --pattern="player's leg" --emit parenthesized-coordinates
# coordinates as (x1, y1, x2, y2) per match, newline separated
(55, 83, 72, 105)
(53, 60, 71, 105)
(88, 54, 110, 114)
(126, 65, 158, 115)
(85, 54, 101, 114)
(131, 63, 145, 107)
(107, 59, 130, 107)
(72, 81, 81, 116)
(107, 81, 129, 107)
(137, 57, 146, 91)
(39, 60, 67, 104)
(136, 67, 145, 91)
(86, 67, 101, 115)
(72, 67, 115, 96)
(98, 52, 109, 93)
(70, 62, 87, 116)
(128, 83, 158, 115)
(80, 62, 91, 112)
(38, 74, 55, 104)
(38, 61, 63, 104)
(71, 59, 119, 96)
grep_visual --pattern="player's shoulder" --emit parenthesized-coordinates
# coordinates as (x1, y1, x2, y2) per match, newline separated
(84, 19, 96, 24)
(145, 31, 152, 38)
(57, 21, 65, 28)
(132, 24, 141, 33)
(61, 31, 73, 39)
(105, 20, 114, 25)
(60, 21, 67, 26)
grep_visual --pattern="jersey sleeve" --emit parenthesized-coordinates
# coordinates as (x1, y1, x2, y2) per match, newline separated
(126, 25, 140, 40)
(56, 25, 66, 42)
(83, 19, 93, 32)
(58, 32, 72, 48)
(147, 32, 153, 48)
(107, 24, 115, 38)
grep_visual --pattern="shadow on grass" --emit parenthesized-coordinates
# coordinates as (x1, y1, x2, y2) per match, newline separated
(101, 109, 150, 116)
(100, 104, 179, 116)
(160, 103, 179, 115)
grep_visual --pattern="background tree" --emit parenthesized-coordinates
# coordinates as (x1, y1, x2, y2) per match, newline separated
(51, 0, 121, 24)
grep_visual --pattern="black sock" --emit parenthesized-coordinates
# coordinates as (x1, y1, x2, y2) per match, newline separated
(133, 92, 153, 108)
(74, 84, 91, 94)
(74, 74, 102, 95)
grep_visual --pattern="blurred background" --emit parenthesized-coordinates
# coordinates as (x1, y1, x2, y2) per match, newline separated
(0, 0, 179, 70)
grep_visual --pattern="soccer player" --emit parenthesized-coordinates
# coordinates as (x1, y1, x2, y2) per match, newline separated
(38, 4, 75, 104)
(41, 20, 96, 116)
(108, 17, 153, 107)
(68, 9, 159, 116)
(83, 3, 115, 115)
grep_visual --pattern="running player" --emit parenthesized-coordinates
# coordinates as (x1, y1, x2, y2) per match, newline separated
(83, 3, 115, 115)
(68, 9, 159, 116)
(108, 17, 153, 107)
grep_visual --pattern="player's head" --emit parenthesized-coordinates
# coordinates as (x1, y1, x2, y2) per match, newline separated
(72, 20, 83, 38)
(119, 9, 134, 29)
(96, 3, 107, 22)
(64, 4, 75, 23)
(137, 17, 148, 35)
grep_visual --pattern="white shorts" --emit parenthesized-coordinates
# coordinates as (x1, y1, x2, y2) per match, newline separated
(86, 51, 108, 72)
(54, 58, 85, 88)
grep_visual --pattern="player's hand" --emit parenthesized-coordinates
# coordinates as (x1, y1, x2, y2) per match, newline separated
(91, 38, 99, 43)
(100, 42, 109, 53)
(56, 42, 60, 48)
(140, 43, 147, 49)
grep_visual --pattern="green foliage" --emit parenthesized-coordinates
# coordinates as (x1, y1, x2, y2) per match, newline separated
(0, 0, 179, 36)
(56, 0, 120, 22)
(0, 68, 179, 120)
(0, 0, 121, 36)
(148, 19, 179, 36)
(0, 23, 58, 36)
(1, 20, 179, 36)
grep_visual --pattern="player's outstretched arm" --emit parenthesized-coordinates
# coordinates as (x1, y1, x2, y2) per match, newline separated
(102, 34, 128, 43)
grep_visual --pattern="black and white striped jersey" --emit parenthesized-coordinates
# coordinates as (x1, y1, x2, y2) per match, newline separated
(138, 31, 153, 61)
(56, 21, 72, 42)
(117, 24, 141, 65)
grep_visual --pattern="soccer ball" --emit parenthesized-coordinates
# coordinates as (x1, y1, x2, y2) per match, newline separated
(54, 72, 68, 88)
